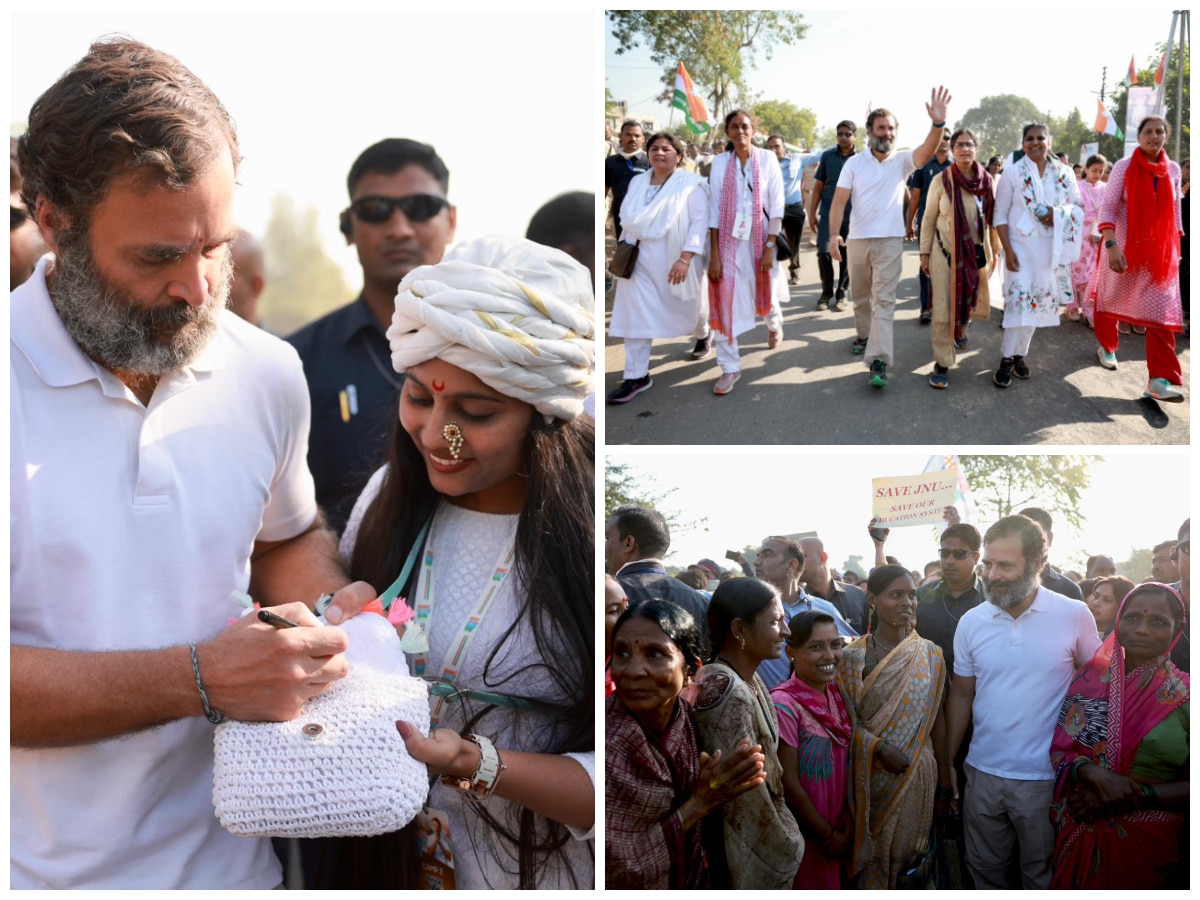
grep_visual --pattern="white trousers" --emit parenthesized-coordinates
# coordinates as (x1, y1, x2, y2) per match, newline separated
(1001, 325, 1036, 358)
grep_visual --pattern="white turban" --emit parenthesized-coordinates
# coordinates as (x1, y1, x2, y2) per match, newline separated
(387, 235, 595, 423)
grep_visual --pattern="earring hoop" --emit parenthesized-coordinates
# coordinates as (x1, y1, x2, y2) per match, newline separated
(442, 423, 464, 460)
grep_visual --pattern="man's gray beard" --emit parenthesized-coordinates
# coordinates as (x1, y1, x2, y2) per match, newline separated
(50, 230, 229, 374)
(869, 136, 893, 153)
(983, 564, 1039, 610)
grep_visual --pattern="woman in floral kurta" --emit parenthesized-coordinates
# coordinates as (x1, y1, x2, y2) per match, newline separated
(992, 123, 1082, 387)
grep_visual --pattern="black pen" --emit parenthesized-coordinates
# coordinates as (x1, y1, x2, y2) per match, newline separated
(258, 609, 300, 629)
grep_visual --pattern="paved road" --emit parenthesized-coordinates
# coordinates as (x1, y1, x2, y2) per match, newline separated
(603, 240, 1190, 445)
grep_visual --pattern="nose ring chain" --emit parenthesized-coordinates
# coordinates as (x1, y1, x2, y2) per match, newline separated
(442, 423, 464, 460)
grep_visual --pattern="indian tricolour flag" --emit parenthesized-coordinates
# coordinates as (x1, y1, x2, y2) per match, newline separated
(672, 62, 712, 135)
(1094, 99, 1123, 140)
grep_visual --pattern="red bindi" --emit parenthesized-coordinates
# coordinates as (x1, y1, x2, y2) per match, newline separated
(432, 380, 445, 393)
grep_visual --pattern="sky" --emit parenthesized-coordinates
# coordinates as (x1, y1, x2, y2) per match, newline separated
(605, 10, 1185, 148)
(10, 9, 596, 292)
(608, 450, 1191, 577)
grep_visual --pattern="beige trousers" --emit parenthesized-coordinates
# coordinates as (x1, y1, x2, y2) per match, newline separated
(848, 237, 903, 367)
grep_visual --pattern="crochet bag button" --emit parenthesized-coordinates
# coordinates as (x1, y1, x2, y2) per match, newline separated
(212, 612, 431, 837)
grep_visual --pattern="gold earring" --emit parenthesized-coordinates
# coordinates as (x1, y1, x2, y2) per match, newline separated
(442, 423, 464, 460)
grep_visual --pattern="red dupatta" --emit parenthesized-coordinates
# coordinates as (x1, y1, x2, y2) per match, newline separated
(709, 149, 773, 338)
(1123, 148, 1180, 285)
(1050, 583, 1189, 781)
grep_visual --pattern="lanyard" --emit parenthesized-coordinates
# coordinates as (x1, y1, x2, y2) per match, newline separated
(411, 526, 516, 725)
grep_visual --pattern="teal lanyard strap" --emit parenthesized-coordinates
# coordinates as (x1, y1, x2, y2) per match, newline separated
(378, 517, 432, 612)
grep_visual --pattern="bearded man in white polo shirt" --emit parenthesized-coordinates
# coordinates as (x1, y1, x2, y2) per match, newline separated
(827, 87, 952, 388)
(945, 514, 1100, 889)
(11, 38, 374, 889)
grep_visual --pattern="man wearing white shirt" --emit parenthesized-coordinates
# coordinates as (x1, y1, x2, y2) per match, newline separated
(828, 88, 952, 387)
(945, 515, 1100, 890)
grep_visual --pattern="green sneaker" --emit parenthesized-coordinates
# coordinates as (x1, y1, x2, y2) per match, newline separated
(852, 337, 868, 355)
(869, 359, 888, 387)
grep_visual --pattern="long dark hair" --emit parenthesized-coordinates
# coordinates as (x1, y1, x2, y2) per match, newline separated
(350, 410, 594, 887)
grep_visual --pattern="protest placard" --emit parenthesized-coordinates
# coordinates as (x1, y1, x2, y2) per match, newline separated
(871, 470, 957, 527)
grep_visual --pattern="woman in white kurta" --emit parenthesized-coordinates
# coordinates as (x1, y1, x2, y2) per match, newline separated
(330, 237, 595, 889)
(992, 122, 1083, 387)
(607, 132, 709, 404)
(706, 109, 785, 395)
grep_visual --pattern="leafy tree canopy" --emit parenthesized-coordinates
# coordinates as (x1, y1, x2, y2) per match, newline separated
(752, 99, 818, 148)
(604, 461, 707, 538)
(609, 10, 808, 124)
(956, 94, 1046, 161)
(958, 455, 1098, 533)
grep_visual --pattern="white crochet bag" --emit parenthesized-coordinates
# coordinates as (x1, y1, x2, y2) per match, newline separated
(212, 612, 431, 837)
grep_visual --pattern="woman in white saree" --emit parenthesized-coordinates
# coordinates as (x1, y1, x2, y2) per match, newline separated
(992, 122, 1083, 387)
(607, 131, 709, 405)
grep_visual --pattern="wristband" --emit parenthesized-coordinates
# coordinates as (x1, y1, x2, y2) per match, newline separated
(189, 641, 226, 725)
(932, 121, 946, 128)
(440, 733, 506, 798)
(1105, 240, 1118, 249)
(1139, 782, 1158, 806)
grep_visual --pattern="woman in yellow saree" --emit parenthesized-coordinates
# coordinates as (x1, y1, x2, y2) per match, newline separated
(836, 565, 950, 888)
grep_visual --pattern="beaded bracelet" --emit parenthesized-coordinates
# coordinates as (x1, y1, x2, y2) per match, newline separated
(189, 641, 225, 724)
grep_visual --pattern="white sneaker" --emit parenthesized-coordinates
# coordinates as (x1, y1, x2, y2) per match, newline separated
(1145, 378, 1185, 403)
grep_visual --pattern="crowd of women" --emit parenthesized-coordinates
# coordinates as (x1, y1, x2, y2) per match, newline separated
(607, 110, 1187, 403)
(605, 566, 1188, 889)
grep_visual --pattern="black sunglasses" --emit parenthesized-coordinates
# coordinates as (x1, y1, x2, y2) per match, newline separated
(11, 205, 30, 230)
(939, 548, 974, 560)
(346, 194, 449, 224)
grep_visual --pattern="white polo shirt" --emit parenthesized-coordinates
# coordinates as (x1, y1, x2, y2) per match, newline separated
(11, 257, 317, 888)
(836, 149, 916, 240)
(953, 586, 1100, 780)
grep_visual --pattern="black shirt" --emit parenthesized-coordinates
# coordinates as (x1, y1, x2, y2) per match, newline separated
(810, 579, 868, 635)
(604, 152, 649, 233)
(1042, 565, 1084, 602)
(287, 295, 401, 535)
(915, 574, 986, 678)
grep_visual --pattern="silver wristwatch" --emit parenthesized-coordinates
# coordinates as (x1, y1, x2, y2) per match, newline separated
(440, 733, 506, 798)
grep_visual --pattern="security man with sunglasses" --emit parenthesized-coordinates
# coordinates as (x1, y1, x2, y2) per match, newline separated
(914, 513, 984, 680)
(288, 138, 456, 534)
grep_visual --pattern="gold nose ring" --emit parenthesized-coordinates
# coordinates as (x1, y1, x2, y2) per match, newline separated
(442, 423, 464, 460)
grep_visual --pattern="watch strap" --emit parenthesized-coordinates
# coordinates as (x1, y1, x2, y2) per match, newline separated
(440, 733, 506, 798)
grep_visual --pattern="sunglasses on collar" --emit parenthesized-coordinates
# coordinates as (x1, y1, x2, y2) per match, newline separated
(345, 194, 449, 224)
